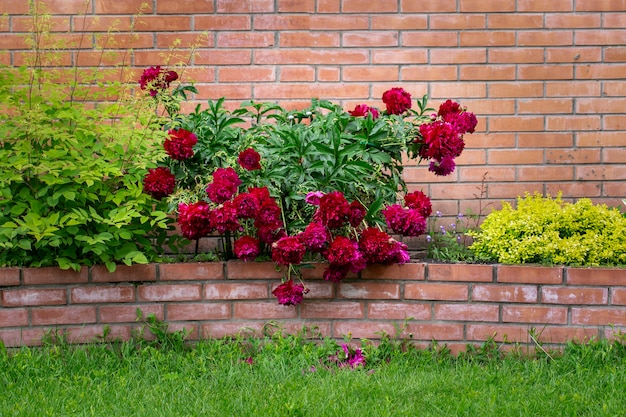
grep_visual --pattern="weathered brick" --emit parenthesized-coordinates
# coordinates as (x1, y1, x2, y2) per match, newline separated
(92, 264, 156, 283)
(71, 286, 135, 304)
(23, 266, 88, 285)
(0, 268, 20, 287)
(159, 263, 224, 281)
(542, 287, 607, 305)
(167, 303, 231, 321)
(138, 284, 202, 302)
(361, 263, 425, 280)
(466, 323, 532, 343)
(226, 261, 284, 280)
(205, 283, 268, 300)
(234, 302, 298, 319)
(338, 283, 400, 299)
(427, 264, 493, 282)
(497, 265, 563, 285)
(2, 288, 66, 307)
(405, 283, 468, 301)
(434, 304, 499, 322)
(502, 306, 568, 324)
(571, 307, 626, 326)
(0, 308, 28, 327)
(32, 306, 96, 325)
(301, 302, 364, 319)
(66, 324, 131, 344)
(406, 323, 465, 341)
(566, 267, 626, 286)
(472, 285, 538, 303)
(99, 305, 164, 323)
(367, 302, 431, 320)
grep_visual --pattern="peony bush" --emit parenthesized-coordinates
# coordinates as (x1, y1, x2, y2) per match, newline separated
(140, 66, 477, 305)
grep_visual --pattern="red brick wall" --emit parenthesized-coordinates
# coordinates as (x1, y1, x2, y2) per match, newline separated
(1, 262, 625, 351)
(1, 0, 625, 219)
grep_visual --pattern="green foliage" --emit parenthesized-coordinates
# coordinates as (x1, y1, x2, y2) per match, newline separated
(468, 193, 626, 266)
(168, 97, 432, 232)
(0, 7, 180, 271)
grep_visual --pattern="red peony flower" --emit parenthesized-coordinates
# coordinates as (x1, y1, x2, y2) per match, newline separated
(324, 236, 366, 272)
(299, 221, 329, 252)
(437, 99, 462, 119)
(348, 200, 367, 227)
(257, 226, 286, 245)
(237, 148, 262, 171)
(248, 187, 272, 203)
(358, 227, 409, 265)
(272, 279, 306, 306)
(143, 167, 176, 200)
(139, 66, 178, 96)
(272, 236, 307, 265)
(403, 209, 427, 236)
(212, 201, 240, 233)
(206, 180, 238, 204)
(382, 204, 408, 234)
(438, 99, 478, 134)
(349, 104, 380, 119)
(404, 191, 432, 218)
(254, 199, 283, 230)
(429, 156, 456, 176)
(316, 191, 350, 229)
(382, 87, 412, 115)
(206, 167, 242, 203)
(323, 264, 350, 283)
(234, 235, 260, 261)
(233, 192, 260, 218)
(417, 120, 465, 164)
(177, 201, 214, 240)
(164, 129, 197, 161)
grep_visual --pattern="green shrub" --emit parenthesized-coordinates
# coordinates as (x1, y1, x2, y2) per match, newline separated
(468, 193, 626, 266)
(0, 7, 179, 271)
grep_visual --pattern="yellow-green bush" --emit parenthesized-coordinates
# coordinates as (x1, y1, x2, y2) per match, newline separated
(468, 193, 626, 267)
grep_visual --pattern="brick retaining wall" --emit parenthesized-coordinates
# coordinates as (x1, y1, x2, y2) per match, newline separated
(1, 262, 624, 351)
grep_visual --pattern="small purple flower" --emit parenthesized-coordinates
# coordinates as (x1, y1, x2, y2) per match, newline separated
(426, 234, 432, 243)
(436, 211, 442, 217)
(457, 213, 464, 219)
(440, 225, 446, 235)
(457, 235, 462, 243)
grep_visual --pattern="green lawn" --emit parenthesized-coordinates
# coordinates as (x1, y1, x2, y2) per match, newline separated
(1, 330, 625, 416)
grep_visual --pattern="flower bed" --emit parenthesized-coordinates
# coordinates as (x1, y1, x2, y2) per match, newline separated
(1, 262, 624, 352)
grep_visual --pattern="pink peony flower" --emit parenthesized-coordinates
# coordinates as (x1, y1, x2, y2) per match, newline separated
(248, 187, 272, 204)
(164, 129, 198, 161)
(272, 279, 306, 306)
(234, 235, 260, 261)
(272, 236, 307, 265)
(404, 190, 432, 218)
(428, 156, 456, 176)
(237, 148, 262, 171)
(142, 167, 176, 200)
(382, 87, 412, 115)
(316, 191, 350, 229)
(305, 191, 324, 206)
(348, 104, 380, 119)
(299, 221, 329, 252)
(438, 99, 478, 134)
(177, 201, 214, 240)
(341, 344, 365, 369)
(139, 66, 178, 96)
